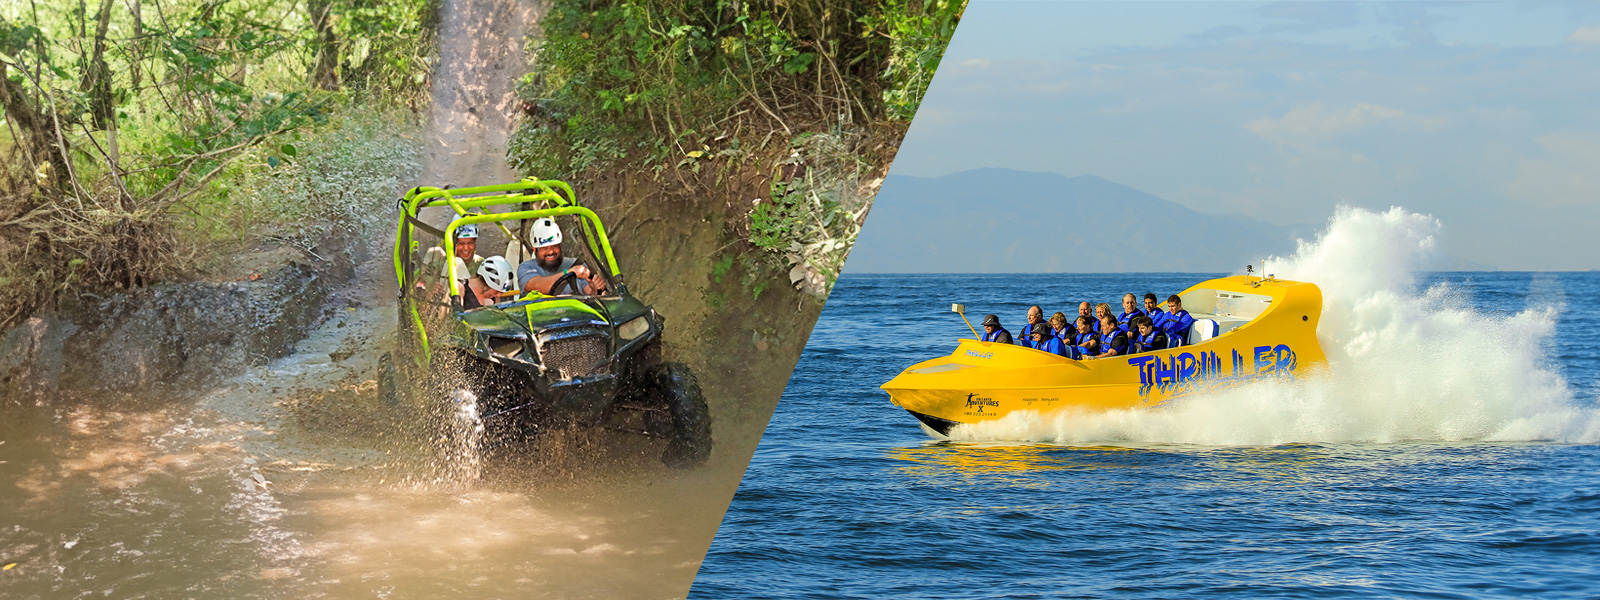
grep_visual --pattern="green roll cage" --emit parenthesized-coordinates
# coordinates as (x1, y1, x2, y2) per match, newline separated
(393, 179, 623, 358)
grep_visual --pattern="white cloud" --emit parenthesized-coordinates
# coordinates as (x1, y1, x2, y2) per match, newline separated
(1567, 25, 1600, 44)
(1506, 133, 1600, 207)
(1246, 102, 1408, 139)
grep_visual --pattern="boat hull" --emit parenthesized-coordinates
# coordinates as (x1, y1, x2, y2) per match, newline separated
(881, 276, 1328, 436)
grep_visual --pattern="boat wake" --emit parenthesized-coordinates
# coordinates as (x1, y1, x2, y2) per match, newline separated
(952, 206, 1600, 445)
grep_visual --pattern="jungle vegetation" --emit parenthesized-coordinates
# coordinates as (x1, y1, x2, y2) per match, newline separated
(0, 0, 434, 327)
(510, 0, 964, 298)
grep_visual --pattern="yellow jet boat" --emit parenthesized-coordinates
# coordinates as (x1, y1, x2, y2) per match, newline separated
(880, 274, 1328, 437)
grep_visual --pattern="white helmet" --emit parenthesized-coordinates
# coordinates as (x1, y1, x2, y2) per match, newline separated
(455, 224, 479, 239)
(477, 256, 515, 293)
(530, 218, 562, 248)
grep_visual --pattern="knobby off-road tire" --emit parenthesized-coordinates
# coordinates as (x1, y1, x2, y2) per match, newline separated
(647, 362, 712, 469)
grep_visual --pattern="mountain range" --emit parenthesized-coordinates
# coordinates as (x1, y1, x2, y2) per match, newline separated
(846, 168, 1314, 273)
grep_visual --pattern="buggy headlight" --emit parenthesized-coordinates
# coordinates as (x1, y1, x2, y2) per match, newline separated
(486, 335, 524, 358)
(618, 316, 650, 341)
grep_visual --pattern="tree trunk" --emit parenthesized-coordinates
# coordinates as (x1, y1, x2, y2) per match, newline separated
(308, 0, 340, 90)
(0, 62, 71, 192)
(82, 0, 117, 131)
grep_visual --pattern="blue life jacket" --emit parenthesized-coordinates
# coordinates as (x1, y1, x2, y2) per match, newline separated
(1133, 329, 1167, 354)
(1147, 309, 1168, 330)
(1032, 336, 1079, 359)
(1099, 330, 1127, 356)
(982, 327, 1011, 343)
(1118, 309, 1145, 329)
(1160, 310, 1194, 341)
(1017, 322, 1053, 345)
(1072, 330, 1097, 356)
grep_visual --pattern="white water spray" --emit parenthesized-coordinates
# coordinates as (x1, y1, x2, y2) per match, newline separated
(954, 206, 1600, 445)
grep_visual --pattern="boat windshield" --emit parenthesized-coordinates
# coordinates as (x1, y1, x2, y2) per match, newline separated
(1178, 289, 1274, 321)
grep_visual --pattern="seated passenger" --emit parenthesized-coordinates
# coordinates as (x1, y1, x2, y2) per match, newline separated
(418, 224, 483, 290)
(1130, 315, 1168, 354)
(516, 218, 610, 296)
(981, 314, 1013, 344)
(462, 256, 516, 309)
(1090, 315, 1129, 359)
(1161, 294, 1195, 343)
(1142, 293, 1168, 330)
(1094, 302, 1115, 331)
(1117, 293, 1146, 331)
(1076, 302, 1094, 328)
(1049, 312, 1072, 343)
(1027, 325, 1080, 359)
(1072, 316, 1100, 355)
(1016, 305, 1049, 344)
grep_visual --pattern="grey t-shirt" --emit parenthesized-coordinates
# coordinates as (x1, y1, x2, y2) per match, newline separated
(515, 256, 591, 294)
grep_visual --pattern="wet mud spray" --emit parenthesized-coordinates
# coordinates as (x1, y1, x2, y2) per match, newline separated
(953, 206, 1600, 445)
(1, 0, 800, 597)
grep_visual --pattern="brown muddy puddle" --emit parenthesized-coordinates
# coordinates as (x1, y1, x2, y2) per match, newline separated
(0, 304, 742, 599)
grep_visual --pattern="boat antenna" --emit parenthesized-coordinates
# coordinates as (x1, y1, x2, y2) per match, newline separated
(951, 303, 979, 339)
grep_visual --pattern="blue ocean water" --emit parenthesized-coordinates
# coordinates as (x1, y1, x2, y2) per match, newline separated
(690, 270, 1600, 599)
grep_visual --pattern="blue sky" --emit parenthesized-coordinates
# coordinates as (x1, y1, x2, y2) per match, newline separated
(890, 0, 1600, 270)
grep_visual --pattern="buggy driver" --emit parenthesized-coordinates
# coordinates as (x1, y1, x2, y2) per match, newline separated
(516, 217, 609, 296)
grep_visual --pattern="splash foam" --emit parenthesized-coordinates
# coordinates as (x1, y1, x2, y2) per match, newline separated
(953, 207, 1600, 445)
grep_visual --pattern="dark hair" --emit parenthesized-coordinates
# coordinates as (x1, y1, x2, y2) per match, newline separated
(1100, 314, 1117, 325)
(1144, 292, 1158, 303)
(1134, 316, 1153, 328)
(1167, 294, 1182, 305)
(1076, 316, 1094, 328)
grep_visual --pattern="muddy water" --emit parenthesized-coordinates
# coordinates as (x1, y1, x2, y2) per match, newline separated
(1, 0, 778, 597)
(1, 292, 745, 598)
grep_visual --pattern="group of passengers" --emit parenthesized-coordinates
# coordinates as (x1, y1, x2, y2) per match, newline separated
(979, 292, 1195, 360)
(421, 217, 608, 309)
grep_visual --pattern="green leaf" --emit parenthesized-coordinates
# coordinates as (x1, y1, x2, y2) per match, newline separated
(279, 144, 297, 157)
(267, 156, 280, 168)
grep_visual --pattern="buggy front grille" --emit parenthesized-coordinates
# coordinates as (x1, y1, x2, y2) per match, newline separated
(540, 335, 608, 380)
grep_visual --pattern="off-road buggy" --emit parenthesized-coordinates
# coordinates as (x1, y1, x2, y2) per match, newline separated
(379, 180, 711, 468)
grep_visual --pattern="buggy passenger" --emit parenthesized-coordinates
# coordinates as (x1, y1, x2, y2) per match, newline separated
(462, 256, 516, 309)
(516, 218, 609, 296)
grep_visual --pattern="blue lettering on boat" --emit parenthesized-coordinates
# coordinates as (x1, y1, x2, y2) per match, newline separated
(1131, 344, 1292, 397)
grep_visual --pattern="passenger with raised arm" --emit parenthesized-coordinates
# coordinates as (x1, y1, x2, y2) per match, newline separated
(1117, 293, 1145, 331)
(980, 314, 1013, 344)
(1017, 305, 1049, 344)
(1130, 315, 1168, 354)
(1090, 314, 1129, 359)
(1143, 293, 1167, 331)
(1072, 316, 1099, 355)
(1161, 294, 1195, 345)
